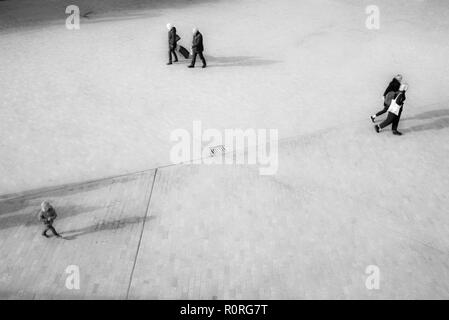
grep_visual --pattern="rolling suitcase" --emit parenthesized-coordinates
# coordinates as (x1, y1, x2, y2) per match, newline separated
(177, 45, 190, 59)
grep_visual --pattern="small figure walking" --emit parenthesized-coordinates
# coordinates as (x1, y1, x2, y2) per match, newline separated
(374, 83, 408, 135)
(188, 27, 206, 68)
(39, 201, 62, 238)
(167, 23, 180, 65)
(371, 74, 403, 122)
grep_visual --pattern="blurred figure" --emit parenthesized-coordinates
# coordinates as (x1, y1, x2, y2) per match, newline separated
(188, 27, 206, 68)
(371, 74, 403, 122)
(167, 23, 180, 65)
(383, 74, 403, 97)
(39, 201, 62, 238)
(375, 83, 408, 135)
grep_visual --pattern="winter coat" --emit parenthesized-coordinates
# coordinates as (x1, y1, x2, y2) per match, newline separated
(40, 207, 57, 225)
(385, 91, 406, 108)
(383, 78, 401, 97)
(191, 31, 204, 53)
(168, 27, 180, 49)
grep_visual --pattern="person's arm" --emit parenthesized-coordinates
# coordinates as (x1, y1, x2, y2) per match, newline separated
(397, 93, 406, 105)
(192, 35, 199, 49)
(48, 207, 57, 220)
(384, 92, 394, 106)
(383, 79, 400, 97)
(169, 31, 173, 46)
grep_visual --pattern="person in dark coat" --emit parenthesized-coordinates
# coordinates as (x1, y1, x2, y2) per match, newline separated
(167, 23, 180, 65)
(39, 201, 62, 238)
(188, 28, 206, 68)
(374, 83, 408, 135)
(371, 74, 403, 122)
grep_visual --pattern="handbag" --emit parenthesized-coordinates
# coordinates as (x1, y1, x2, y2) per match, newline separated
(387, 92, 403, 116)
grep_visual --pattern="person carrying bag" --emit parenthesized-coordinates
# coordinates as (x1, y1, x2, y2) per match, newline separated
(375, 83, 408, 136)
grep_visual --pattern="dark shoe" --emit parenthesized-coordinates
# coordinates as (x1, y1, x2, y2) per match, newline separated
(202, 65, 207, 68)
(392, 130, 402, 135)
(167, 62, 173, 65)
(174, 59, 178, 63)
(42, 233, 49, 238)
(370, 116, 376, 123)
(188, 65, 194, 68)
(374, 125, 380, 133)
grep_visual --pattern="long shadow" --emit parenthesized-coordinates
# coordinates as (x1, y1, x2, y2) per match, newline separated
(60, 215, 153, 240)
(403, 109, 449, 121)
(0, 174, 139, 216)
(205, 55, 279, 68)
(401, 108, 449, 133)
(0, 0, 221, 32)
(402, 117, 449, 133)
(82, 12, 159, 25)
(0, 204, 102, 231)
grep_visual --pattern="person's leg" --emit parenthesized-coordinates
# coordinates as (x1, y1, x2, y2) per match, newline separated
(392, 108, 403, 133)
(168, 48, 173, 64)
(375, 105, 389, 117)
(42, 226, 49, 237)
(172, 49, 178, 62)
(371, 103, 389, 122)
(379, 112, 396, 130)
(189, 52, 197, 67)
(199, 52, 206, 67)
(48, 225, 61, 237)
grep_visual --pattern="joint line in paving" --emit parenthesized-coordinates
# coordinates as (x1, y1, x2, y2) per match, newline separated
(125, 168, 158, 299)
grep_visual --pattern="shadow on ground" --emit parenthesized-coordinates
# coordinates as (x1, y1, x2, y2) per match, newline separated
(0, 174, 139, 215)
(81, 12, 159, 25)
(402, 108, 449, 133)
(0, 0, 221, 31)
(60, 215, 153, 240)
(0, 173, 145, 230)
(205, 55, 279, 68)
(0, 204, 102, 231)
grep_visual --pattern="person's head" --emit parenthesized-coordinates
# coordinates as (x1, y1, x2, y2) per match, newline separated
(166, 23, 172, 31)
(399, 82, 409, 92)
(192, 27, 198, 34)
(41, 201, 51, 211)
(394, 74, 403, 82)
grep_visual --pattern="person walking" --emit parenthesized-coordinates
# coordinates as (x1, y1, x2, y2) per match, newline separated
(371, 74, 403, 122)
(374, 83, 408, 135)
(167, 23, 180, 65)
(39, 201, 62, 238)
(188, 27, 206, 68)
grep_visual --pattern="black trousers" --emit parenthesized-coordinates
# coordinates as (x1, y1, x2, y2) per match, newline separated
(379, 108, 403, 131)
(42, 224, 60, 237)
(168, 47, 178, 63)
(190, 51, 206, 67)
(375, 103, 389, 117)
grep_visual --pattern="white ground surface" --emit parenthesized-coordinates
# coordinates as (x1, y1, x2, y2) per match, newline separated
(1, 0, 449, 299)
(1, 0, 449, 194)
